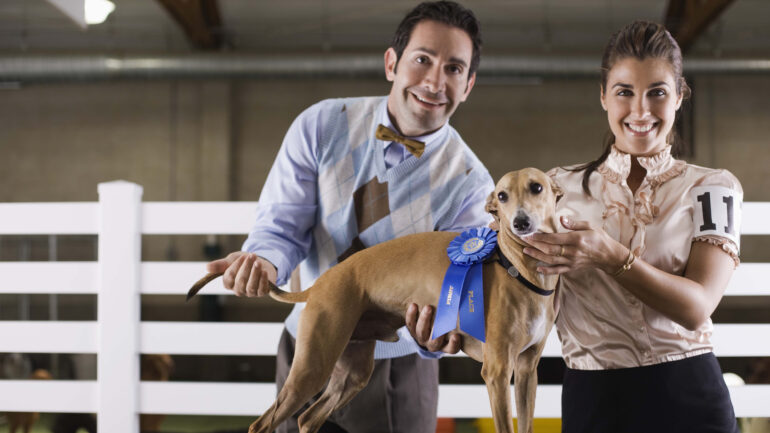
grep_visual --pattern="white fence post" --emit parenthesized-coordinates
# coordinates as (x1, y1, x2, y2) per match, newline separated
(97, 181, 143, 433)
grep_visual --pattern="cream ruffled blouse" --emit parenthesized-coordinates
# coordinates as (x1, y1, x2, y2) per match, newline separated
(548, 145, 742, 370)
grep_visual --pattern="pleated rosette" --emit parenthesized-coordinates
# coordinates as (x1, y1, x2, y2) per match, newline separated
(432, 227, 497, 342)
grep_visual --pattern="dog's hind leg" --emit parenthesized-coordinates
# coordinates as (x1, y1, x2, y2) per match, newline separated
(298, 340, 376, 433)
(249, 302, 362, 433)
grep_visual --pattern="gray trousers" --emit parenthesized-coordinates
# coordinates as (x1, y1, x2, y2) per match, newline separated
(275, 329, 439, 433)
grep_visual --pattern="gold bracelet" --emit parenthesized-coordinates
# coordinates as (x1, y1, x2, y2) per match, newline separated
(611, 249, 636, 277)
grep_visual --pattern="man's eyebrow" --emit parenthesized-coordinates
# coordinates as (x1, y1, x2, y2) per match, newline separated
(413, 47, 468, 67)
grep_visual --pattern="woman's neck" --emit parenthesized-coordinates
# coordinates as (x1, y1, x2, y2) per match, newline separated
(627, 156, 647, 194)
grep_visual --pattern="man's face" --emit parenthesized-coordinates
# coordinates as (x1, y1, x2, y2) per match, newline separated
(384, 20, 476, 137)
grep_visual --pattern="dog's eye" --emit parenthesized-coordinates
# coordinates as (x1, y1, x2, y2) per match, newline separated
(530, 182, 543, 194)
(497, 191, 508, 203)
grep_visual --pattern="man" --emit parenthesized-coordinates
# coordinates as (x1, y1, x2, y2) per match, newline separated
(207, 2, 492, 431)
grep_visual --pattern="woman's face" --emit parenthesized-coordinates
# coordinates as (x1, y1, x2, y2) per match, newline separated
(601, 57, 683, 156)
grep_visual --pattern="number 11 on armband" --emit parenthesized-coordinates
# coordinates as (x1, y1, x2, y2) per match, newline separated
(691, 185, 742, 246)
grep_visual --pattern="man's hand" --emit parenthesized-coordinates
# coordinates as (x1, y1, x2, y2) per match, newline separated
(405, 303, 463, 354)
(206, 252, 277, 297)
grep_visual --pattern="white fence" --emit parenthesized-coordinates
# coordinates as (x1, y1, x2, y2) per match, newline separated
(1, 180, 769, 433)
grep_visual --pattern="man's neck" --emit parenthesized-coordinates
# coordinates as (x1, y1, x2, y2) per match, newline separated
(385, 107, 441, 138)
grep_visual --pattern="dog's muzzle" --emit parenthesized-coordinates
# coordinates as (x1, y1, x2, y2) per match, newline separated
(511, 210, 538, 237)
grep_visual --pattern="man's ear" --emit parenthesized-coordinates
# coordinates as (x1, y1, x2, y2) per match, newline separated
(460, 72, 476, 102)
(384, 48, 398, 82)
(485, 191, 499, 223)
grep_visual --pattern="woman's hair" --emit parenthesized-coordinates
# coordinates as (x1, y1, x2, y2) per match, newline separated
(573, 21, 691, 195)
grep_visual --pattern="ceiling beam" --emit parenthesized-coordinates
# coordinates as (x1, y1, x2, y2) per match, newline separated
(664, 0, 735, 52)
(156, 0, 224, 50)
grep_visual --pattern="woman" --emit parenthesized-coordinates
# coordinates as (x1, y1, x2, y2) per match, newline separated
(407, 19, 741, 433)
(520, 21, 742, 433)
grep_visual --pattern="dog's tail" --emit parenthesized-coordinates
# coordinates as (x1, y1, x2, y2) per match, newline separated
(186, 272, 310, 303)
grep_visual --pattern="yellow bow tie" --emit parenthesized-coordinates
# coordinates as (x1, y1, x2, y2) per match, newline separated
(375, 124, 426, 158)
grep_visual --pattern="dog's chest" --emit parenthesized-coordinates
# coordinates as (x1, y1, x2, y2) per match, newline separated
(520, 305, 548, 354)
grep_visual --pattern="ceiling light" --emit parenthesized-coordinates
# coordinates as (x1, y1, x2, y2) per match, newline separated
(46, 0, 115, 28)
(84, 0, 115, 25)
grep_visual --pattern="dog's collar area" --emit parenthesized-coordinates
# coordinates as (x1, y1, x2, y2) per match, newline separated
(491, 245, 555, 297)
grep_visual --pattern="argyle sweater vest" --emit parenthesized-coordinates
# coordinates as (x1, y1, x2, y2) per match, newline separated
(285, 96, 491, 359)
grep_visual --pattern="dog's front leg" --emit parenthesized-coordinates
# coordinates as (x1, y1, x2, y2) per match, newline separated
(513, 345, 542, 433)
(481, 344, 515, 433)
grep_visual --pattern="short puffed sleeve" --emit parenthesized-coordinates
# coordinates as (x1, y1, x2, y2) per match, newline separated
(689, 169, 743, 266)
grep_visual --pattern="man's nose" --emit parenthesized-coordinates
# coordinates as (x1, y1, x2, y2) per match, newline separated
(423, 64, 446, 93)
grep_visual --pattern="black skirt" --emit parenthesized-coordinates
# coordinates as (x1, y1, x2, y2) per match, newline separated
(561, 353, 738, 433)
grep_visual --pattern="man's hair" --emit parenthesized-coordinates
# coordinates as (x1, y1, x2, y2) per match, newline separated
(390, 1, 482, 76)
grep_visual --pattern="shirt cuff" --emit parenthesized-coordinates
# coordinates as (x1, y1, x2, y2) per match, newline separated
(415, 346, 445, 359)
(244, 248, 291, 286)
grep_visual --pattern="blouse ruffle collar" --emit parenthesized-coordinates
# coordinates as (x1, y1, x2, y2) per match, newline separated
(599, 144, 686, 187)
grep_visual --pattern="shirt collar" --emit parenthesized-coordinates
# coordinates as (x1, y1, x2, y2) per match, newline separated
(603, 144, 677, 181)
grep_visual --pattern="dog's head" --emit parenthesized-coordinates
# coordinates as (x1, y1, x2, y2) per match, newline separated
(485, 168, 562, 238)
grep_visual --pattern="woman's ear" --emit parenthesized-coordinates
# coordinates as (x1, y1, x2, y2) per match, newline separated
(600, 84, 607, 111)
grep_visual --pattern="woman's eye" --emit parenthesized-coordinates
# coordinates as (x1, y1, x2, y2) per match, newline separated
(649, 88, 666, 97)
(497, 191, 508, 203)
(416, 56, 429, 64)
(617, 89, 632, 97)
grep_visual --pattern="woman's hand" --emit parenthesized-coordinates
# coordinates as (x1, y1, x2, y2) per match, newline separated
(522, 216, 628, 275)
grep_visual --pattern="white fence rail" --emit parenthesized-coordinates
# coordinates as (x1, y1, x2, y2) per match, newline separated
(1, 181, 769, 432)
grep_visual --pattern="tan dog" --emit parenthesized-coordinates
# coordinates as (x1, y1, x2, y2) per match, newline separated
(6, 369, 52, 433)
(189, 168, 561, 433)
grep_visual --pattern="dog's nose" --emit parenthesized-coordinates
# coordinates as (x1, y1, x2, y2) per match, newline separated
(513, 216, 531, 232)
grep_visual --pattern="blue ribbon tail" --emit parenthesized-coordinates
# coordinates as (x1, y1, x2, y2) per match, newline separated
(432, 264, 470, 340)
(459, 262, 486, 342)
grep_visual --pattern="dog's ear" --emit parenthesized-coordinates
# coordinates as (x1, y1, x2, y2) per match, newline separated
(485, 190, 499, 223)
(549, 177, 564, 205)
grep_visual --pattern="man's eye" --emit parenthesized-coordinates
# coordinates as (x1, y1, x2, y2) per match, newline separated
(416, 56, 429, 64)
(497, 191, 508, 203)
(447, 65, 462, 74)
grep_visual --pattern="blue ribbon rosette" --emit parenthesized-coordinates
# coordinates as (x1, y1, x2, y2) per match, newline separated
(432, 227, 497, 343)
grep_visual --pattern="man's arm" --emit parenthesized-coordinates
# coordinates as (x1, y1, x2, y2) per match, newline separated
(208, 103, 324, 296)
(444, 176, 494, 232)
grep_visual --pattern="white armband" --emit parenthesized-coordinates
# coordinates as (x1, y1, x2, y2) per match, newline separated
(690, 185, 742, 247)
